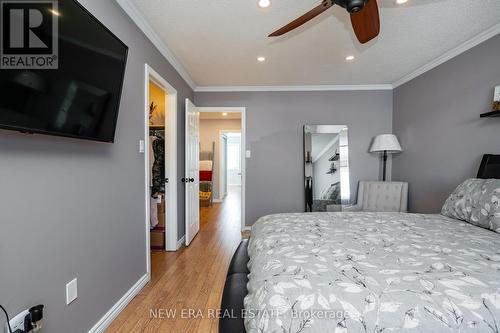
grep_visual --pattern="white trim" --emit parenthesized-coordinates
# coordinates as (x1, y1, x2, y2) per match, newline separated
(199, 107, 247, 232)
(116, 0, 196, 90)
(243, 226, 251, 232)
(393, 22, 500, 88)
(177, 236, 186, 250)
(145, 64, 178, 262)
(213, 198, 223, 203)
(195, 85, 393, 92)
(88, 274, 149, 333)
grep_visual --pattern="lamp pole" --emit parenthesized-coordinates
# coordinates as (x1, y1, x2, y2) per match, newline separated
(382, 150, 388, 181)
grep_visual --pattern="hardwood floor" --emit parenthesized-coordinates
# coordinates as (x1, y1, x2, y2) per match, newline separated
(105, 188, 242, 333)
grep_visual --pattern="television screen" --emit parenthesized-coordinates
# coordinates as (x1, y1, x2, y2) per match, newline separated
(0, 0, 128, 142)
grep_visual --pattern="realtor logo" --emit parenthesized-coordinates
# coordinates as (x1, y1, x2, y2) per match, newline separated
(1, 0, 58, 69)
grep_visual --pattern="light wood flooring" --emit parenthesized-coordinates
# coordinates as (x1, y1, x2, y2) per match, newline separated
(105, 188, 242, 333)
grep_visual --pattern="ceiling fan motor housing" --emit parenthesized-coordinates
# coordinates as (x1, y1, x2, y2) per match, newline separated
(334, 0, 369, 13)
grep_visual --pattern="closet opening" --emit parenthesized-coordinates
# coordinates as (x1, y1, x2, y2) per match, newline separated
(148, 81, 166, 252)
(144, 65, 178, 281)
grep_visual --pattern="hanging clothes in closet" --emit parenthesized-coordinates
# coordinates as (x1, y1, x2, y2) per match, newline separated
(151, 134, 165, 194)
(149, 130, 165, 229)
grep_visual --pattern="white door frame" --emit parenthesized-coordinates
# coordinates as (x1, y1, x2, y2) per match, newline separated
(144, 64, 178, 278)
(198, 107, 246, 232)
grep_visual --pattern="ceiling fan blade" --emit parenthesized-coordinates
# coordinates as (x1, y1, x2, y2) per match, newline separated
(268, 1, 334, 37)
(350, 0, 380, 44)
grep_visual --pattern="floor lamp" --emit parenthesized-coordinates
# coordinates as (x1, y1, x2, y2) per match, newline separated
(370, 134, 402, 181)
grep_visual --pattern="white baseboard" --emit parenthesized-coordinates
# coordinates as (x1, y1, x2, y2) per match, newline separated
(88, 274, 149, 333)
(177, 235, 186, 250)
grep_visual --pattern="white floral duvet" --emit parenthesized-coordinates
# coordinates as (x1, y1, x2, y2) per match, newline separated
(244, 212, 500, 333)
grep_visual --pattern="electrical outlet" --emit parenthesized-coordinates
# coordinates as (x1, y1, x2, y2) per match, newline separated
(66, 278, 78, 305)
(5, 309, 28, 333)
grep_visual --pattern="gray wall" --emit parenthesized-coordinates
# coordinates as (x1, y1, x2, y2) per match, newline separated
(393, 34, 500, 213)
(195, 91, 393, 225)
(0, 0, 192, 332)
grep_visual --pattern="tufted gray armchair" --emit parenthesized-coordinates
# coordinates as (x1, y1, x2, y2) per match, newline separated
(344, 181, 408, 213)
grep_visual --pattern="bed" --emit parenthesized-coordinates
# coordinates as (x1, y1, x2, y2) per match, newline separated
(220, 155, 500, 333)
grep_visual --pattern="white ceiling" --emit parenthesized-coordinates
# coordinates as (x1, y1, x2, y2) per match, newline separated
(128, 0, 500, 88)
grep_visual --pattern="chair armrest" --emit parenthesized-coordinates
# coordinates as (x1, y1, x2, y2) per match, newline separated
(400, 182, 409, 212)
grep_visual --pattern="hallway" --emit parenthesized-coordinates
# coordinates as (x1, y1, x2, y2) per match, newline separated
(105, 189, 243, 333)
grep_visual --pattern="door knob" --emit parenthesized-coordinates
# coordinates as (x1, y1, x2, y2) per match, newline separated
(165, 178, 169, 184)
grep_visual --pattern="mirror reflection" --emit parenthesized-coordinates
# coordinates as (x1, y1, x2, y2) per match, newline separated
(304, 125, 350, 212)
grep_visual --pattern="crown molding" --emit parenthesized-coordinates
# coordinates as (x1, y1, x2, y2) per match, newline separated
(194, 84, 394, 92)
(393, 22, 500, 88)
(116, 0, 196, 90)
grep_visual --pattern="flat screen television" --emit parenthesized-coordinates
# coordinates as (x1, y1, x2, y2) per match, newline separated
(0, 0, 128, 142)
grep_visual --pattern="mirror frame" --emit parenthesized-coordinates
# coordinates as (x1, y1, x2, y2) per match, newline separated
(304, 125, 350, 212)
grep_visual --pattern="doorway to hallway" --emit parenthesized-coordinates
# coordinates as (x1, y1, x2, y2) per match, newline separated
(197, 110, 245, 240)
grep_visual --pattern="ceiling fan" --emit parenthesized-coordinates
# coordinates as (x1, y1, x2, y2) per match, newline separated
(268, 0, 380, 44)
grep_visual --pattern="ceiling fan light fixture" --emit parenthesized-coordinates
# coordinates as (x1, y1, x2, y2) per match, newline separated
(257, 56, 266, 62)
(258, 0, 271, 8)
(395, 0, 408, 4)
(345, 55, 355, 61)
(345, 0, 367, 13)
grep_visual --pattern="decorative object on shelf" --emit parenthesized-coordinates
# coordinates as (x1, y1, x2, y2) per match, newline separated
(493, 85, 500, 111)
(149, 102, 157, 121)
(326, 163, 337, 174)
(481, 85, 500, 117)
(493, 102, 500, 112)
(329, 150, 340, 161)
(370, 134, 403, 181)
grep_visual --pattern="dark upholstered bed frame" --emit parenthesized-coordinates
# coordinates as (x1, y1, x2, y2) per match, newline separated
(220, 154, 500, 333)
(478, 154, 500, 179)
(220, 239, 250, 333)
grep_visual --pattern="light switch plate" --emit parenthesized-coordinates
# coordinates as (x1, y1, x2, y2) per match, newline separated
(245, 150, 251, 158)
(66, 278, 78, 305)
(139, 140, 145, 153)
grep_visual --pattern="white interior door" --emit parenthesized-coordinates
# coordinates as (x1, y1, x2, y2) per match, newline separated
(185, 99, 200, 246)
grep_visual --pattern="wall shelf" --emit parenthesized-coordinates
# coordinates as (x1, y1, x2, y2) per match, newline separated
(480, 110, 500, 118)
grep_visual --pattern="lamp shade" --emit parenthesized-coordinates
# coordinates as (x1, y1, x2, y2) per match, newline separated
(370, 134, 402, 153)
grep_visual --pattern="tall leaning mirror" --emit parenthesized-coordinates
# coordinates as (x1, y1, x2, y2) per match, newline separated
(304, 125, 350, 212)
